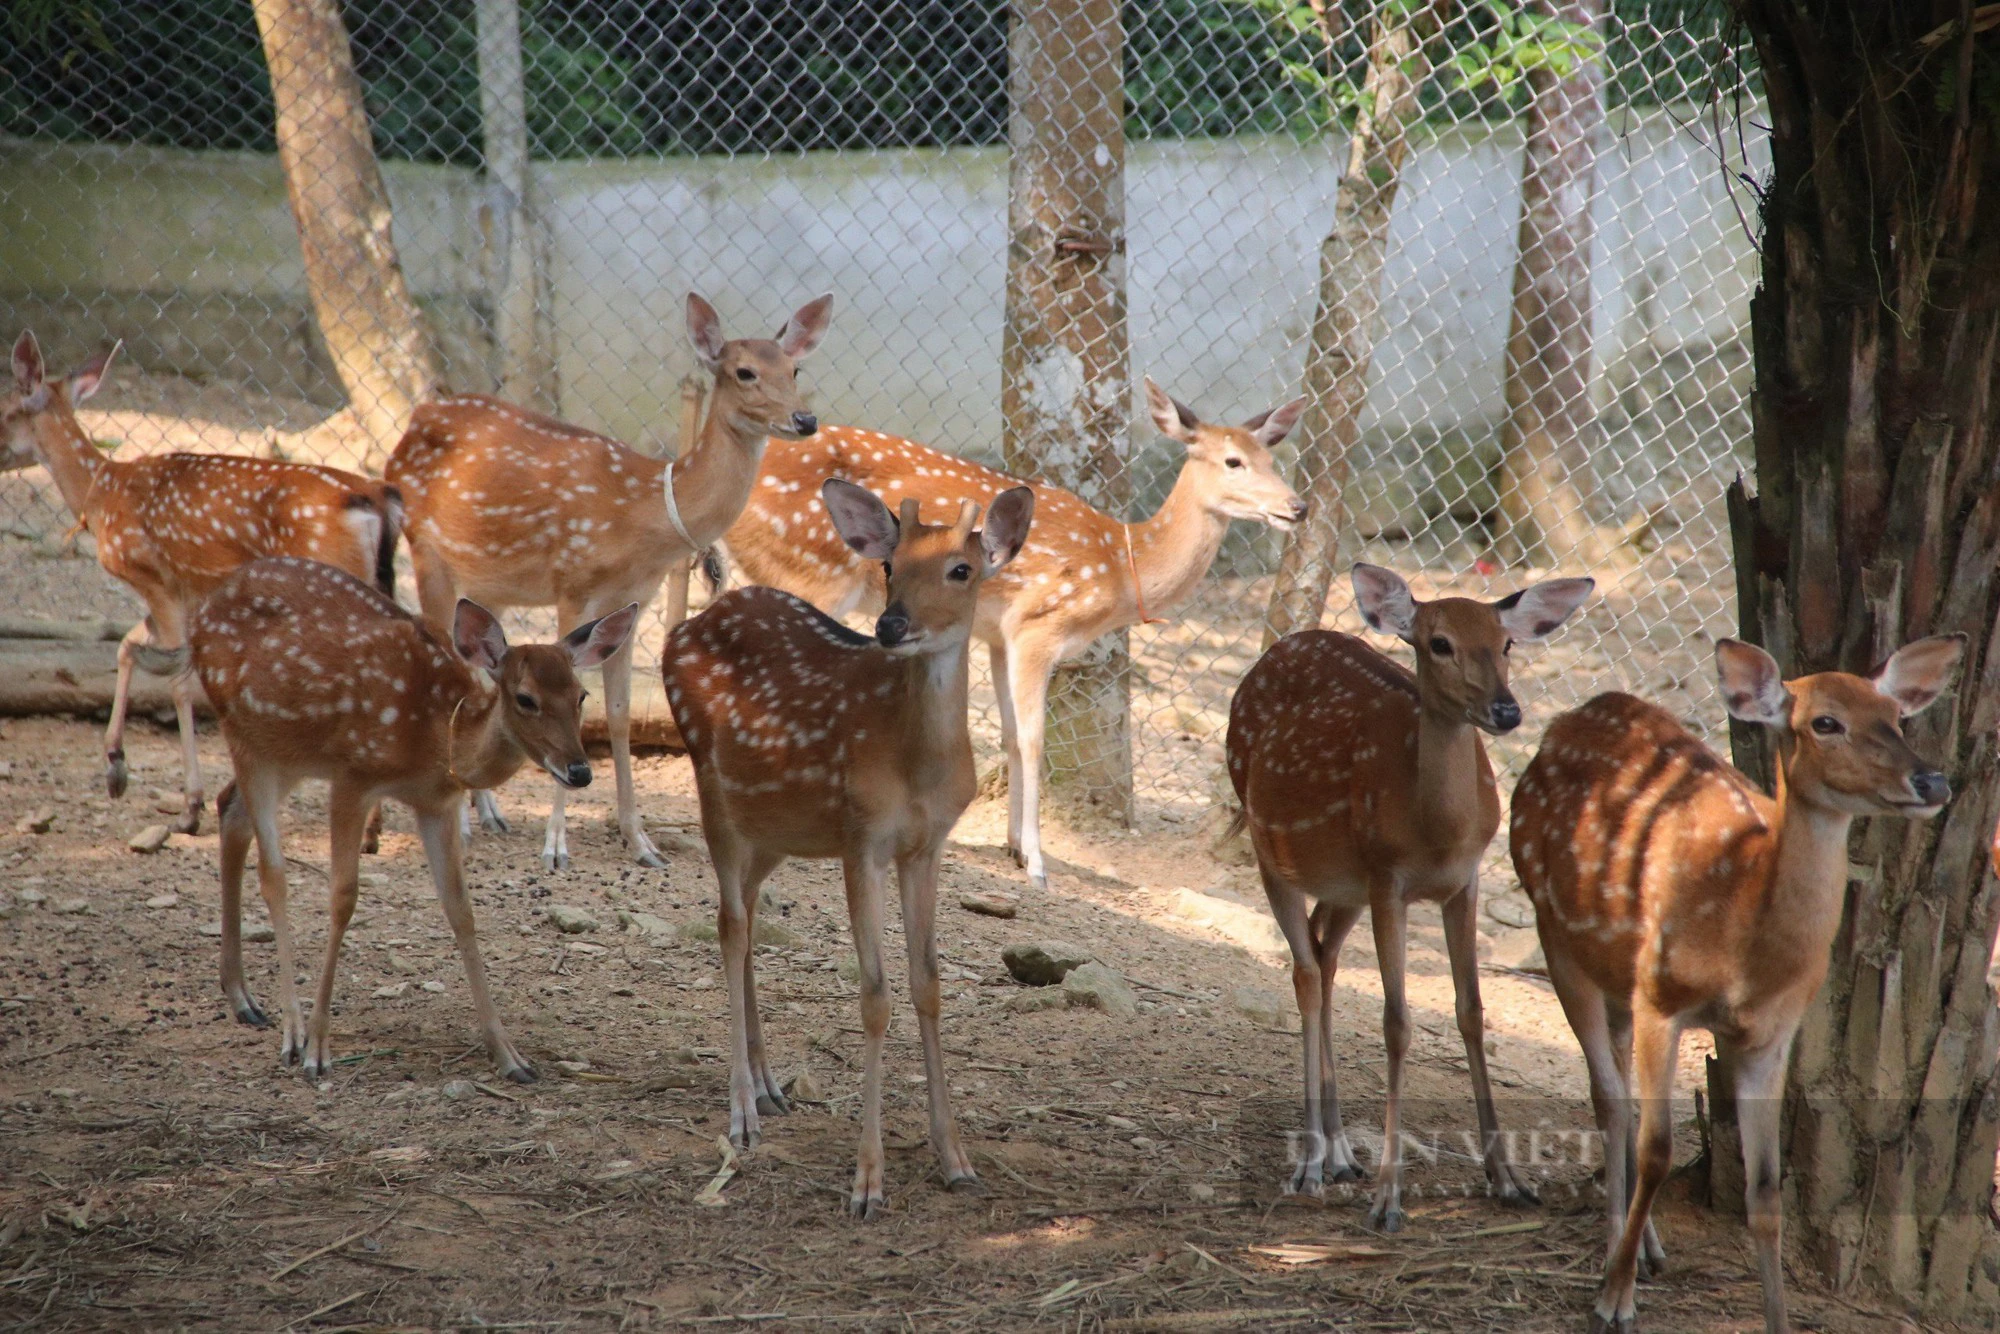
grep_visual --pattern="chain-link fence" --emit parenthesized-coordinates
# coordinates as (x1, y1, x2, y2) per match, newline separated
(0, 0, 1764, 825)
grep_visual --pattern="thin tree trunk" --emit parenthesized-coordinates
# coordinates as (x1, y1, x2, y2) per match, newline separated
(1494, 0, 1606, 568)
(252, 0, 437, 471)
(1262, 5, 1435, 647)
(1002, 0, 1133, 822)
(1726, 1, 2000, 1318)
(476, 0, 555, 412)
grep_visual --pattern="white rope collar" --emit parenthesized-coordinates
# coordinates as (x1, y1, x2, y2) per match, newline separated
(661, 459, 699, 552)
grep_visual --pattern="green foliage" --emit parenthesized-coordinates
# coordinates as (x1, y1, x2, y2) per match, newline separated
(1448, 2, 1604, 104)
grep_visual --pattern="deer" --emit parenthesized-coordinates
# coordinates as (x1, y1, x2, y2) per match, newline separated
(1510, 634, 1962, 1334)
(2, 330, 403, 837)
(666, 478, 1035, 1218)
(386, 291, 832, 870)
(1226, 563, 1595, 1230)
(715, 376, 1305, 889)
(187, 555, 636, 1081)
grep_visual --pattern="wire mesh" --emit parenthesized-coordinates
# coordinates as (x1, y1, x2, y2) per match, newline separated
(0, 0, 1765, 824)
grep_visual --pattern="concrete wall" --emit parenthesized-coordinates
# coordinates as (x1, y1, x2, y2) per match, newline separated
(0, 111, 1763, 524)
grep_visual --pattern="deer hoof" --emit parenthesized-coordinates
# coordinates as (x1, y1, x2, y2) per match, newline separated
(543, 851, 569, 872)
(755, 1091, 791, 1117)
(847, 1191, 884, 1221)
(105, 755, 128, 799)
(173, 805, 202, 836)
(1366, 1200, 1406, 1234)
(232, 998, 271, 1028)
(946, 1173, 986, 1196)
(503, 1063, 538, 1085)
(634, 847, 668, 870)
(1588, 1311, 1635, 1334)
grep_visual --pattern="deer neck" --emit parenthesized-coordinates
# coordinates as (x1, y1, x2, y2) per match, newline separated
(1412, 704, 1485, 843)
(657, 395, 772, 550)
(27, 404, 112, 521)
(443, 680, 527, 792)
(1125, 463, 1229, 616)
(1757, 761, 1855, 961)
(887, 637, 972, 781)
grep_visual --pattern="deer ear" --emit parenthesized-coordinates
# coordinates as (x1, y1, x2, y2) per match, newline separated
(1716, 639, 1791, 727)
(978, 486, 1035, 572)
(563, 602, 639, 671)
(777, 293, 833, 359)
(1872, 633, 1965, 717)
(1246, 396, 1306, 447)
(821, 478, 900, 561)
(452, 599, 510, 672)
(68, 342, 120, 404)
(687, 293, 726, 370)
(13, 331, 43, 393)
(1494, 577, 1594, 641)
(1351, 563, 1417, 643)
(1145, 377, 1199, 443)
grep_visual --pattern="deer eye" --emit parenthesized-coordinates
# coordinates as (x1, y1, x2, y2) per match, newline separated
(1811, 714, 1844, 735)
(947, 563, 973, 582)
(514, 691, 538, 713)
(1503, 639, 1515, 655)
(1224, 456, 1245, 469)
(734, 366, 755, 382)
(579, 689, 589, 706)
(1428, 636, 1453, 657)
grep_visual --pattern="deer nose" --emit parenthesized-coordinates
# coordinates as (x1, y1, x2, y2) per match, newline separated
(1489, 696, 1522, 732)
(564, 761, 593, 789)
(1911, 769, 1950, 806)
(876, 605, 910, 648)
(1287, 498, 1308, 523)
(790, 411, 818, 436)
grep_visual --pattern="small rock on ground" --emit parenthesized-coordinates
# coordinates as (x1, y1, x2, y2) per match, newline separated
(385, 951, 419, 976)
(420, 979, 446, 993)
(546, 905, 601, 934)
(127, 824, 172, 854)
(16, 810, 55, 835)
(373, 983, 408, 999)
(1062, 962, 1138, 1017)
(1001, 940, 1094, 986)
(616, 909, 675, 938)
(441, 1079, 476, 1100)
(1228, 985, 1295, 1031)
(244, 923, 276, 943)
(784, 1069, 825, 1102)
(1004, 987, 1069, 1014)
(53, 898, 90, 915)
(1486, 926, 1546, 975)
(958, 891, 1019, 919)
(144, 893, 179, 909)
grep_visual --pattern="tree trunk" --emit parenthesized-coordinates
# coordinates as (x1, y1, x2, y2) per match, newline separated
(252, 0, 437, 471)
(1262, 5, 1436, 647)
(1725, 2, 2000, 1318)
(1493, 0, 1606, 568)
(476, 0, 555, 412)
(1002, 0, 1133, 822)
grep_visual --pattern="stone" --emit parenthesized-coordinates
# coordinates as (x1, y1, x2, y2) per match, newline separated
(441, 1079, 475, 1101)
(245, 923, 276, 944)
(385, 951, 419, 976)
(373, 982, 408, 999)
(358, 872, 390, 889)
(1228, 985, 1296, 1032)
(144, 893, 179, 909)
(556, 1059, 591, 1074)
(1487, 927, 1546, 975)
(1004, 987, 1070, 1014)
(616, 909, 676, 939)
(675, 919, 719, 944)
(1104, 1113, 1140, 1131)
(784, 1069, 825, 1102)
(1188, 1182, 1218, 1202)
(1001, 940, 1094, 986)
(17, 810, 55, 835)
(420, 980, 446, 993)
(1061, 962, 1138, 1017)
(546, 905, 601, 934)
(196, 922, 222, 937)
(958, 891, 1019, 919)
(1484, 894, 1537, 930)
(127, 824, 172, 854)
(1167, 888, 1286, 954)
(53, 897, 90, 915)
(566, 941, 608, 957)
(16, 888, 46, 906)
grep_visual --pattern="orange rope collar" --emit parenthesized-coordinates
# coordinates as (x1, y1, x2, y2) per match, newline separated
(1122, 524, 1167, 626)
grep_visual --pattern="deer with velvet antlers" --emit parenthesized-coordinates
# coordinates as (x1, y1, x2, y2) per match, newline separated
(667, 478, 1034, 1218)
(1512, 634, 1962, 1334)
(188, 556, 636, 1082)
(716, 377, 1304, 888)
(386, 292, 830, 869)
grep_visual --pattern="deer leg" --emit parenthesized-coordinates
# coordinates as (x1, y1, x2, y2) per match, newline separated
(543, 784, 570, 871)
(599, 627, 664, 868)
(1607, 1001, 1664, 1274)
(1367, 889, 1410, 1233)
(1311, 900, 1366, 1182)
(417, 801, 534, 1083)
(844, 846, 892, 1219)
(664, 555, 691, 628)
(1260, 867, 1328, 1196)
(989, 642, 1023, 854)
(217, 780, 267, 1027)
(1005, 643, 1057, 889)
(168, 661, 204, 834)
(1441, 877, 1538, 1207)
(103, 618, 146, 800)
(1735, 1036, 1792, 1334)
(361, 802, 384, 855)
(898, 842, 980, 1194)
(302, 782, 367, 1078)
(714, 829, 767, 1146)
(1546, 946, 1635, 1268)
(739, 849, 789, 1114)
(471, 789, 509, 835)
(242, 772, 305, 1069)
(1592, 1005, 1680, 1334)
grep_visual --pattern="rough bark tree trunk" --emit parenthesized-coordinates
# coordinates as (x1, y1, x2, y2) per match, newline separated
(1493, 0, 1607, 568)
(1262, 4, 1437, 647)
(252, 0, 437, 471)
(1002, 0, 1133, 822)
(475, 0, 555, 412)
(1725, 1, 2000, 1318)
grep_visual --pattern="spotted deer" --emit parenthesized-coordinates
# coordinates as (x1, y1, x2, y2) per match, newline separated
(1226, 563, 1594, 1229)
(716, 377, 1304, 888)
(3, 331, 402, 835)
(1511, 635, 1962, 1334)
(666, 479, 1035, 1218)
(188, 556, 636, 1081)
(387, 292, 831, 869)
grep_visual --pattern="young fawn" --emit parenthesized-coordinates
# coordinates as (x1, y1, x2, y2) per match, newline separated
(387, 292, 831, 869)
(4, 331, 402, 834)
(189, 556, 636, 1082)
(666, 479, 1034, 1218)
(718, 377, 1304, 888)
(1511, 635, 1962, 1334)
(1227, 563, 1594, 1228)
